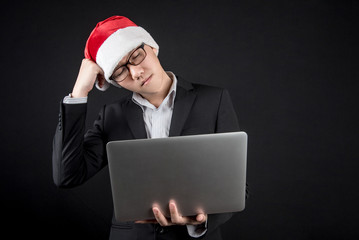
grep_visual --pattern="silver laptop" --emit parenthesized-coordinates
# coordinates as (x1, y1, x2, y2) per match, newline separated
(106, 131, 247, 222)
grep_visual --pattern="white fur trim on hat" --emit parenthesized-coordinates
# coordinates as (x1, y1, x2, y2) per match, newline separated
(95, 26, 159, 91)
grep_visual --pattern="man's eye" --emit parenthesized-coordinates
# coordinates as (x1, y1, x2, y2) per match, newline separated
(114, 68, 124, 77)
(131, 52, 140, 60)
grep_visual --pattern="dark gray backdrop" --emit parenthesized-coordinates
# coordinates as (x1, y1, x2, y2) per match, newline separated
(1, 0, 358, 239)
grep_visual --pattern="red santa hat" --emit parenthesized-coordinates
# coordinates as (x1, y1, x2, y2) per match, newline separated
(84, 16, 159, 91)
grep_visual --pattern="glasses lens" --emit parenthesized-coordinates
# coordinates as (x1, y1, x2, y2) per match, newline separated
(112, 66, 129, 82)
(111, 44, 146, 83)
(129, 48, 146, 65)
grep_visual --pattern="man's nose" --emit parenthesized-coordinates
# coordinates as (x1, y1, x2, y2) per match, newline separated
(128, 64, 144, 80)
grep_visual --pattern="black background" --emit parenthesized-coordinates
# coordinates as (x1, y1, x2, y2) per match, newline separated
(1, 0, 358, 239)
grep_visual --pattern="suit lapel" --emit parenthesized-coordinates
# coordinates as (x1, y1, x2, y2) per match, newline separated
(123, 99, 147, 139)
(169, 79, 196, 136)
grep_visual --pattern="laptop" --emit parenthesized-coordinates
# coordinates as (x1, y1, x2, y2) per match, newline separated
(106, 131, 248, 222)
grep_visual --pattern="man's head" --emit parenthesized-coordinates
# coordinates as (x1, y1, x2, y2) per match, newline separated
(84, 16, 159, 91)
(110, 42, 171, 101)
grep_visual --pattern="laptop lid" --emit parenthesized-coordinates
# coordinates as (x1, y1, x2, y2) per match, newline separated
(106, 131, 248, 222)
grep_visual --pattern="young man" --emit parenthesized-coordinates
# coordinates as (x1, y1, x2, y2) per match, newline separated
(53, 16, 240, 240)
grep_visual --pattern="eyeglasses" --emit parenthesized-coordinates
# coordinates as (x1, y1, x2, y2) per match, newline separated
(110, 43, 147, 83)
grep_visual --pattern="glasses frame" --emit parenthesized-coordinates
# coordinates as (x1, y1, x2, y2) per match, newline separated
(110, 43, 147, 83)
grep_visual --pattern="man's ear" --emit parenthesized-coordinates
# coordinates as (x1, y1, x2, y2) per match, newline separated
(152, 47, 158, 55)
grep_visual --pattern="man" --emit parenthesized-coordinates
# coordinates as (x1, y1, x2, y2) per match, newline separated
(53, 16, 241, 239)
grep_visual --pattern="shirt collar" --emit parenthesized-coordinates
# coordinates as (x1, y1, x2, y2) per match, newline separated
(132, 71, 177, 110)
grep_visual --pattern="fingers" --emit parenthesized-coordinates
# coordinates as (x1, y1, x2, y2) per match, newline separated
(181, 213, 207, 225)
(196, 213, 207, 223)
(142, 201, 207, 227)
(72, 59, 105, 97)
(169, 201, 184, 224)
(169, 201, 207, 225)
(153, 206, 171, 226)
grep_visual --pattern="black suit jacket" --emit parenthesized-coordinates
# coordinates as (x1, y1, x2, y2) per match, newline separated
(53, 78, 240, 240)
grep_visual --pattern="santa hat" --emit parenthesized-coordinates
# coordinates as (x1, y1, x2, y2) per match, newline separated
(84, 16, 159, 91)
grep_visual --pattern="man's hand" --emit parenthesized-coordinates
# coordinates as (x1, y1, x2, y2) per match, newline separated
(71, 58, 105, 98)
(135, 200, 207, 226)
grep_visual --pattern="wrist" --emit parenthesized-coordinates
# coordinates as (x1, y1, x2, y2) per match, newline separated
(71, 88, 89, 98)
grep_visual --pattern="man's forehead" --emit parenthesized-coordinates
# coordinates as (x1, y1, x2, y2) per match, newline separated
(117, 44, 143, 65)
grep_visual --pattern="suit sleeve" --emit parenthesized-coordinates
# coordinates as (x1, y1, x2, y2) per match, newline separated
(52, 101, 107, 188)
(203, 88, 241, 237)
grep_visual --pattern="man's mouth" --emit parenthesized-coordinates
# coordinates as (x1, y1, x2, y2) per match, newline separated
(141, 75, 152, 86)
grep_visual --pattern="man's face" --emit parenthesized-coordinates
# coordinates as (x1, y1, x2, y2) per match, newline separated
(114, 45, 168, 98)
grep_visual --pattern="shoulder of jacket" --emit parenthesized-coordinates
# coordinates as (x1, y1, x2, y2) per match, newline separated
(177, 76, 225, 93)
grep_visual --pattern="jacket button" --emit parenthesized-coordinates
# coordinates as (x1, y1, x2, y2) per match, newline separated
(156, 226, 164, 234)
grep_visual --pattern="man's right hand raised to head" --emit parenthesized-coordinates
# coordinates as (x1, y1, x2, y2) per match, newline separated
(71, 58, 105, 98)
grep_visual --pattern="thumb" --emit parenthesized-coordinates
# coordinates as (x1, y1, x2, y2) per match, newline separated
(97, 73, 106, 88)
